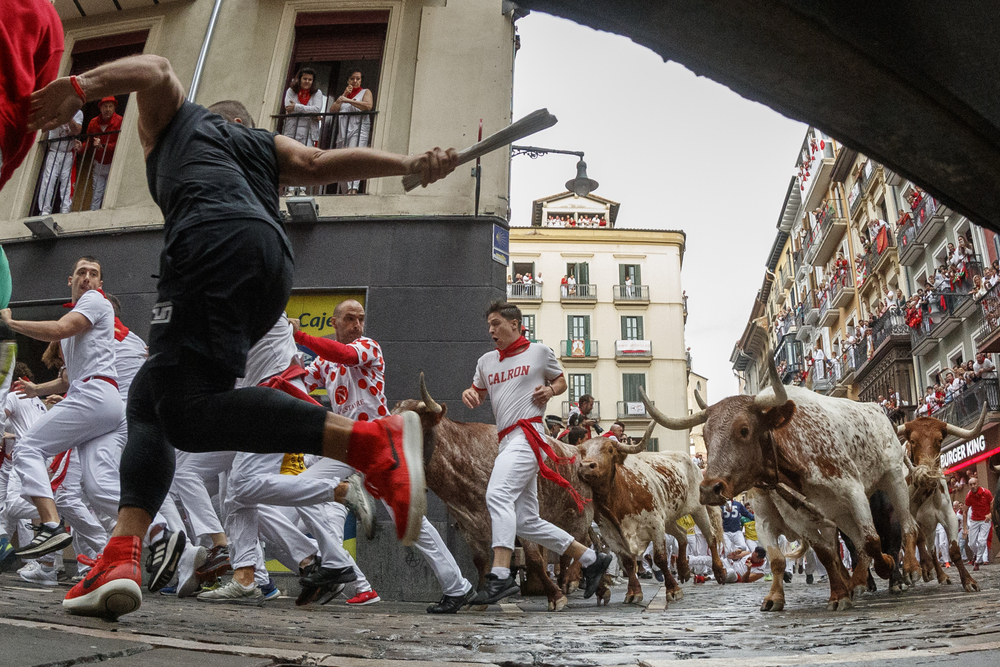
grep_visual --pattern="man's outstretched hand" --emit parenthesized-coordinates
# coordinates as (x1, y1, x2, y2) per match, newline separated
(404, 147, 459, 188)
(29, 78, 84, 133)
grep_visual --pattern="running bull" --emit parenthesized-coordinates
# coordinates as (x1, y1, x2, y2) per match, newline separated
(641, 344, 921, 612)
(577, 424, 726, 604)
(393, 375, 607, 611)
(897, 408, 986, 592)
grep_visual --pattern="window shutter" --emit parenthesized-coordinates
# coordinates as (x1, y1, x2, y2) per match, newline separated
(637, 316, 644, 340)
(623, 374, 645, 402)
(619, 264, 627, 285)
(621, 316, 627, 340)
(633, 265, 641, 285)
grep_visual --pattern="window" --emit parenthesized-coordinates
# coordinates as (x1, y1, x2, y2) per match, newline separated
(568, 315, 590, 341)
(569, 374, 591, 402)
(522, 314, 536, 342)
(621, 316, 643, 340)
(512, 262, 535, 280)
(622, 373, 646, 402)
(30, 31, 149, 216)
(619, 264, 641, 285)
(566, 262, 590, 285)
(279, 11, 389, 195)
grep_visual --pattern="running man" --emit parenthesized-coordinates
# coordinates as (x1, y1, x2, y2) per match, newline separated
(28, 54, 456, 619)
(462, 301, 611, 607)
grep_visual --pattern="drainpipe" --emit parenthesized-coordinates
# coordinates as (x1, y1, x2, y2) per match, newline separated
(187, 0, 224, 103)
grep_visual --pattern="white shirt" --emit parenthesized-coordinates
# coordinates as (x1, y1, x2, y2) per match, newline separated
(115, 330, 147, 401)
(304, 336, 386, 421)
(238, 313, 300, 389)
(61, 289, 117, 384)
(3, 393, 47, 441)
(47, 110, 83, 153)
(472, 343, 563, 433)
(974, 357, 996, 378)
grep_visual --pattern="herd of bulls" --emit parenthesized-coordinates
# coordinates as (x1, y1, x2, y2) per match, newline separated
(395, 344, 1000, 612)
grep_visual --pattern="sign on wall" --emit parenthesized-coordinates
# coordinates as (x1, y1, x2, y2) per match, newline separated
(941, 432, 1000, 474)
(492, 224, 509, 266)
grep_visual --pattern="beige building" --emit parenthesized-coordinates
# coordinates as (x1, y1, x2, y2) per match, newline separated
(508, 191, 688, 453)
(686, 368, 708, 457)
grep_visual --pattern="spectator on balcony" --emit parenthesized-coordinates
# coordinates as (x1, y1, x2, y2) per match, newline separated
(973, 275, 987, 299)
(811, 343, 826, 380)
(560, 275, 568, 297)
(568, 395, 600, 438)
(985, 267, 1000, 289)
(85, 96, 122, 210)
(282, 67, 325, 148)
(951, 236, 975, 284)
(905, 295, 923, 331)
(974, 352, 996, 380)
(37, 109, 83, 215)
(624, 274, 634, 298)
(834, 252, 850, 285)
(331, 70, 374, 195)
(567, 274, 576, 295)
(943, 372, 964, 404)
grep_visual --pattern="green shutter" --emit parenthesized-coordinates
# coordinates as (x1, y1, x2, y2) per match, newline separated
(637, 316, 644, 340)
(578, 262, 589, 285)
(619, 264, 628, 285)
(633, 265, 641, 285)
(623, 373, 645, 402)
(620, 316, 627, 340)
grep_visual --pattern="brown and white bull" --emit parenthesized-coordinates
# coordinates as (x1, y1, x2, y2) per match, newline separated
(641, 350, 922, 612)
(896, 408, 986, 592)
(393, 375, 607, 610)
(577, 425, 727, 604)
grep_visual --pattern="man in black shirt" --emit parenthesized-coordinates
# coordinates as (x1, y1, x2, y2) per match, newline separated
(29, 54, 456, 619)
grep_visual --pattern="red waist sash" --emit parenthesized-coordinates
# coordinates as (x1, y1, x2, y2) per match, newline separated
(497, 416, 588, 513)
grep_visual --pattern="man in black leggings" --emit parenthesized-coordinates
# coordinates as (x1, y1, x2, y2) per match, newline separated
(28, 54, 456, 619)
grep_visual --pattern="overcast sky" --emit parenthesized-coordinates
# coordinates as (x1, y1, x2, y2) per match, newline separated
(509, 12, 807, 400)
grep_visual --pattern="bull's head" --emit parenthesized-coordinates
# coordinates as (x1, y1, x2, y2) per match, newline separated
(897, 405, 987, 469)
(392, 373, 450, 462)
(577, 421, 656, 495)
(641, 345, 795, 506)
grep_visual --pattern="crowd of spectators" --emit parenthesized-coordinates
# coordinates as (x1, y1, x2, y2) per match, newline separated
(545, 214, 607, 228)
(506, 272, 542, 297)
(916, 353, 997, 417)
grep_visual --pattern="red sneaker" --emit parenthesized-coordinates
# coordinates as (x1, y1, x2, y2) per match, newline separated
(63, 536, 142, 619)
(346, 589, 381, 606)
(346, 412, 426, 546)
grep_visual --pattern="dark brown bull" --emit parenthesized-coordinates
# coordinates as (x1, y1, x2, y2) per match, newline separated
(897, 408, 986, 592)
(392, 375, 607, 610)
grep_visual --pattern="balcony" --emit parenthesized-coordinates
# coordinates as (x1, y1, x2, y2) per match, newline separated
(560, 339, 598, 361)
(848, 180, 864, 216)
(975, 282, 1000, 354)
(934, 379, 1000, 435)
(811, 358, 842, 395)
(561, 284, 598, 304)
(774, 338, 805, 385)
(802, 290, 821, 326)
(272, 111, 378, 195)
(911, 194, 945, 245)
(862, 226, 896, 282)
(562, 401, 601, 422)
(778, 264, 794, 291)
(845, 339, 868, 377)
(615, 339, 652, 362)
(854, 309, 911, 384)
(617, 400, 655, 419)
(507, 283, 542, 301)
(860, 160, 881, 196)
(802, 199, 847, 267)
(801, 136, 837, 212)
(895, 213, 925, 266)
(794, 249, 812, 283)
(839, 347, 859, 385)
(29, 129, 121, 216)
(910, 291, 971, 357)
(830, 272, 855, 309)
(817, 287, 838, 328)
(612, 284, 650, 304)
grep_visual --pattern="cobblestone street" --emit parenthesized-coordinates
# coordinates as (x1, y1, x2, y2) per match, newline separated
(3, 564, 1000, 666)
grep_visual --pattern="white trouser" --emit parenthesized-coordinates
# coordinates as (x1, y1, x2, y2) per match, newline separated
(968, 519, 991, 563)
(13, 380, 124, 528)
(38, 148, 75, 214)
(53, 450, 107, 559)
(935, 523, 951, 564)
(687, 554, 714, 576)
(486, 431, 575, 554)
(687, 531, 708, 558)
(89, 162, 111, 210)
(804, 547, 827, 576)
(4, 468, 38, 547)
(156, 492, 186, 535)
(170, 450, 234, 539)
(724, 530, 748, 554)
(0, 459, 11, 536)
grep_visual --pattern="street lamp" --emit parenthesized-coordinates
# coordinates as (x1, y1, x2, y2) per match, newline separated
(511, 145, 599, 197)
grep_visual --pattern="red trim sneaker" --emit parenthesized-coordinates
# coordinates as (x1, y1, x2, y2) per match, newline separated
(63, 536, 142, 620)
(346, 589, 381, 606)
(346, 412, 426, 546)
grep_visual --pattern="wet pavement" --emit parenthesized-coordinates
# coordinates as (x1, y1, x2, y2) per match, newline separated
(2, 565, 1000, 666)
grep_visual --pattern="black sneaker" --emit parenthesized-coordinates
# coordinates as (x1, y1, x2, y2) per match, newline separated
(783, 571, 793, 583)
(806, 573, 814, 585)
(300, 564, 356, 588)
(145, 528, 186, 593)
(581, 553, 613, 599)
(428, 587, 476, 614)
(653, 569, 665, 583)
(14, 520, 73, 559)
(470, 573, 520, 606)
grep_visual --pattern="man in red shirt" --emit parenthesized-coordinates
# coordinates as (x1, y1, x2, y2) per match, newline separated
(84, 97, 122, 210)
(0, 0, 64, 311)
(965, 476, 994, 569)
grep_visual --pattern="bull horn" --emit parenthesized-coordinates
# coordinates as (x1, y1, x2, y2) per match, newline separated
(944, 404, 988, 441)
(754, 346, 788, 409)
(992, 463, 1000, 473)
(616, 420, 656, 454)
(694, 389, 709, 411)
(640, 386, 706, 430)
(897, 423, 908, 437)
(418, 372, 443, 414)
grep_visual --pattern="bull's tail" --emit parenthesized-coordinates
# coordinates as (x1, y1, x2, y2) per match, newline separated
(708, 505, 724, 548)
(785, 540, 811, 561)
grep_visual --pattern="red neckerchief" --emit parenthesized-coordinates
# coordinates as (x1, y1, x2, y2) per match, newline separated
(349, 87, 362, 99)
(297, 89, 312, 105)
(497, 335, 531, 361)
(63, 289, 129, 341)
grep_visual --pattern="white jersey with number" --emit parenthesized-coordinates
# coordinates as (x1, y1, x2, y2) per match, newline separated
(60, 289, 117, 383)
(238, 313, 301, 389)
(303, 336, 386, 421)
(472, 343, 563, 432)
(115, 330, 147, 401)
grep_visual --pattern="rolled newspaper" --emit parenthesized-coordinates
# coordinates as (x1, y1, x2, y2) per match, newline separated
(401, 108, 558, 192)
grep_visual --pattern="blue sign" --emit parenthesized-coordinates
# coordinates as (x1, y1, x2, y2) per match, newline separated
(492, 224, 509, 266)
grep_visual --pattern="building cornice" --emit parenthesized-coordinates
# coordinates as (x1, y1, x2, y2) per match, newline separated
(509, 227, 686, 250)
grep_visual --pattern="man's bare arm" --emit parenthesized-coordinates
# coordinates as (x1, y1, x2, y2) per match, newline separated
(275, 135, 458, 188)
(30, 55, 185, 157)
(0, 310, 91, 342)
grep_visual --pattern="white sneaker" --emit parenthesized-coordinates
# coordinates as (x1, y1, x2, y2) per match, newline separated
(20, 561, 58, 586)
(17, 560, 40, 576)
(196, 579, 264, 605)
(176, 544, 207, 598)
(342, 474, 376, 540)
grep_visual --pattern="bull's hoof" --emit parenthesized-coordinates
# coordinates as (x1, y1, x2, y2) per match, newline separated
(905, 569, 920, 586)
(939, 575, 952, 585)
(470, 604, 489, 611)
(889, 582, 903, 594)
(624, 592, 643, 604)
(760, 597, 784, 612)
(666, 587, 683, 602)
(963, 579, 980, 593)
(921, 570, 933, 583)
(826, 597, 853, 612)
(713, 569, 727, 586)
(598, 589, 611, 606)
(548, 594, 568, 612)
